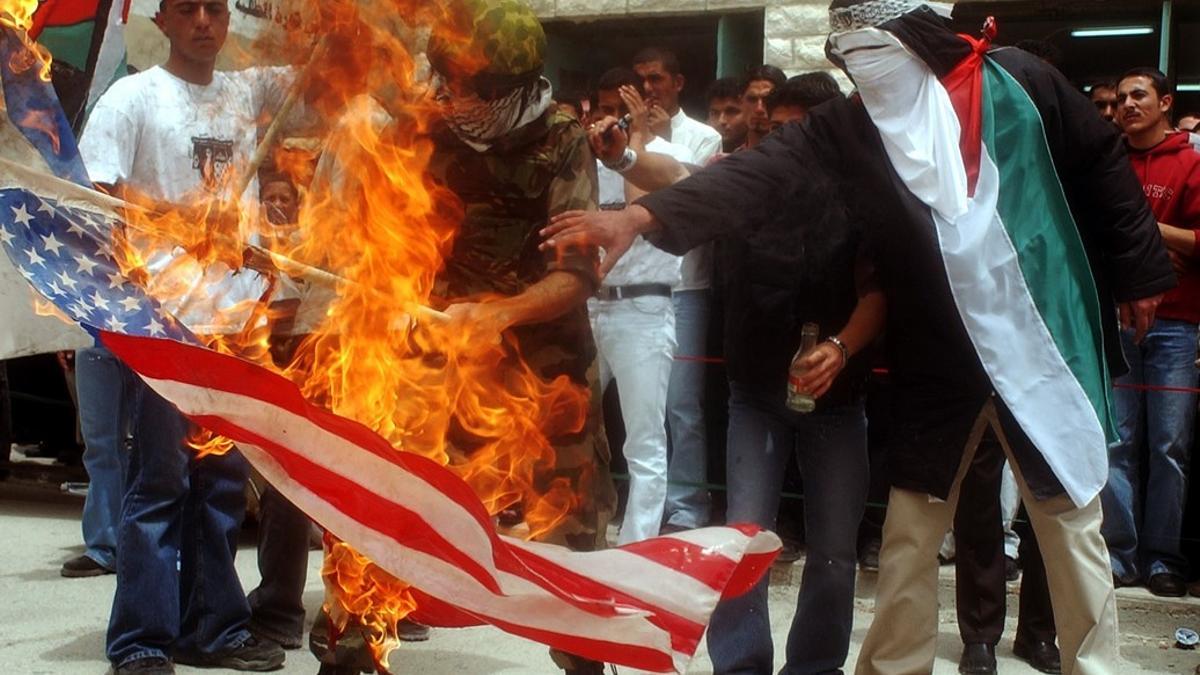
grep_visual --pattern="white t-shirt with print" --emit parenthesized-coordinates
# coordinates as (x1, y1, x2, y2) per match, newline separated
(80, 65, 291, 334)
(669, 109, 721, 292)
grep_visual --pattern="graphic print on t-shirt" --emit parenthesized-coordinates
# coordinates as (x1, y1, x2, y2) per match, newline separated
(191, 136, 235, 192)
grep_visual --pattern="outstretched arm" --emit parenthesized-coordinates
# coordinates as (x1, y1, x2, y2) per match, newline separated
(545, 104, 833, 274)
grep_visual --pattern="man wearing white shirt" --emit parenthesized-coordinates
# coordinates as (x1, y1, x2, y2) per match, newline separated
(589, 68, 695, 544)
(78, 1, 298, 672)
(632, 47, 721, 531)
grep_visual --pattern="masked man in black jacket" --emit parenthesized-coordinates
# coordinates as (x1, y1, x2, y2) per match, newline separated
(543, 2, 1173, 673)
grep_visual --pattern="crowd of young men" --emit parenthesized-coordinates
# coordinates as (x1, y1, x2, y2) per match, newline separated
(45, 0, 1200, 674)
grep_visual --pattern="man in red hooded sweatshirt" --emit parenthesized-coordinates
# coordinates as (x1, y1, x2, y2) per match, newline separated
(1102, 66, 1200, 598)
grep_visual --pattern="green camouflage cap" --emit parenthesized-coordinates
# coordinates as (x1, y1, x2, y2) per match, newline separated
(430, 0, 546, 89)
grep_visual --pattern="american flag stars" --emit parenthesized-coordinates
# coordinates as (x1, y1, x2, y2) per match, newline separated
(0, 189, 188, 342)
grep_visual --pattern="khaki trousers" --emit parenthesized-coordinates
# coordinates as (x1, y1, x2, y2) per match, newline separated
(855, 401, 1120, 675)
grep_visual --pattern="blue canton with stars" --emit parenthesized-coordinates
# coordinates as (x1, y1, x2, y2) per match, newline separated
(0, 188, 191, 342)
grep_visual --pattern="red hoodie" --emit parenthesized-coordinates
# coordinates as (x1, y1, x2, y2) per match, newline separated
(1127, 131, 1200, 324)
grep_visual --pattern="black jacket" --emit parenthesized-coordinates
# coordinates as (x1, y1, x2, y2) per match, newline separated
(637, 12, 1172, 500)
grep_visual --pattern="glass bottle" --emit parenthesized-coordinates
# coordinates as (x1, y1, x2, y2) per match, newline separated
(786, 323, 820, 413)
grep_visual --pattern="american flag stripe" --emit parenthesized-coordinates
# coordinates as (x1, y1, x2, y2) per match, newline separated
(100, 329, 780, 673)
(240, 438, 681, 671)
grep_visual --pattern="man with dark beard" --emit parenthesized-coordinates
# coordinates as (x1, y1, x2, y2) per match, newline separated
(542, 2, 1172, 673)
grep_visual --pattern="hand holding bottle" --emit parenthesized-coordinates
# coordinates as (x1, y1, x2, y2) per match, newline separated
(787, 323, 848, 412)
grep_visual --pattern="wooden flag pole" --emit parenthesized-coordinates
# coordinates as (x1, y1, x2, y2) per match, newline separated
(233, 35, 331, 201)
(0, 157, 450, 324)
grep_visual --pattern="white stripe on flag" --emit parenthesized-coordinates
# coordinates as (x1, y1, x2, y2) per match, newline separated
(932, 149, 1109, 506)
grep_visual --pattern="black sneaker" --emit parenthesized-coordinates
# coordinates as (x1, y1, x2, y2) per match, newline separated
(174, 635, 285, 671)
(109, 656, 175, 674)
(61, 554, 114, 578)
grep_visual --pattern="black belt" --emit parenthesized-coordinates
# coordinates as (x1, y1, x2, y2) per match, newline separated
(596, 283, 673, 301)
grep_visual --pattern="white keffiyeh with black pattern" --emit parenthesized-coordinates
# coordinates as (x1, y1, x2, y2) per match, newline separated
(439, 76, 553, 152)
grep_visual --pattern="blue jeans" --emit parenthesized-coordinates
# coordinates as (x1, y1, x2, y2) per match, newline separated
(1101, 320, 1198, 579)
(76, 345, 131, 570)
(107, 375, 253, 667)
(664, 289, 712, 528)
(708, 383, 868, 675)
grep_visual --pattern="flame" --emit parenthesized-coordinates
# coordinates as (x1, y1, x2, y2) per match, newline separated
(69, 1, 596, 669)
(187, 427, 236, 458)
(0, 0, 54, 82)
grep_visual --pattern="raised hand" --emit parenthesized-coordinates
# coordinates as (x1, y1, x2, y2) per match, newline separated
(587, 115, 628, 165)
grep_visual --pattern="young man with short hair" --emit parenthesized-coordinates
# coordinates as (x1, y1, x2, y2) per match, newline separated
(766, 72, 842, 133)
(1103, 67, 1200, 598)
(631, 46, 721, 534)
(704, 73, 886, 675)
(706, 77, 748, 153)
(1090, 81, 1119, 126)
(588, 68, 694, 544)
(741, 64, 787, 148)
(80, 0, 297, 672)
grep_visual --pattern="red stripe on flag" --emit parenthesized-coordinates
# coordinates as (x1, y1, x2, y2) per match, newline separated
(187, 414, 507, 596)
(506, 545, 705, 653)
(403, 589, 679, 671)
(30, 0, 102, 39)
(940, 28, 995, 198)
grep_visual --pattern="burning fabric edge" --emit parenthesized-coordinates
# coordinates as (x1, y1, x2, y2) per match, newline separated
(100, 329, 782, 674)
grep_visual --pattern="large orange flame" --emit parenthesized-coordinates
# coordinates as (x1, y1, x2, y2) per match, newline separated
(75, 1, 593, 669)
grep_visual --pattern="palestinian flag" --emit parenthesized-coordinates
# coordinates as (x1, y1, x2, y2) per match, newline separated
(930, 36, 1118, 505)
(30, 0, 130, 123)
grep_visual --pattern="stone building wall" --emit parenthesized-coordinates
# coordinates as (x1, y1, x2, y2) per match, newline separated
(530, 1, 981, 76)
(529, 0, 853, 75)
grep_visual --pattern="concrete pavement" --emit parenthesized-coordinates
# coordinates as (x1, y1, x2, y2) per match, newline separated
(2, 479, 1198, 674)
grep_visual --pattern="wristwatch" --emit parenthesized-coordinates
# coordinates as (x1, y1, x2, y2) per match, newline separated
(603, 147, 638, 173)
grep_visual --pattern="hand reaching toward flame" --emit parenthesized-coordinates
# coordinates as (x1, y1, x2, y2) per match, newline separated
(540, 204, 659, 277)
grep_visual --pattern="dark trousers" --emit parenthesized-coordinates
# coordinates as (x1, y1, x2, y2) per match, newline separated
(248, 485, 312, 645)
(954, 429, 1056, 646)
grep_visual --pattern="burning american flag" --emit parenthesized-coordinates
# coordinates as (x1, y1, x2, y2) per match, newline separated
(0, 1, 781, 672)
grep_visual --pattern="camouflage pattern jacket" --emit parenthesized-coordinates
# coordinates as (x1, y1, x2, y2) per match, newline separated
(428, 108, 600, 385)
(429, 109, 614, 548)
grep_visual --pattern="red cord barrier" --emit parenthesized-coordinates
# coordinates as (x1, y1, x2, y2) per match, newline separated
(670, 357, 1200, 395)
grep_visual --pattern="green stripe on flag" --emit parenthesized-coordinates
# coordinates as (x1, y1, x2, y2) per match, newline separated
(38, 22, 96, 72)
(981, 59, 1117, 442)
